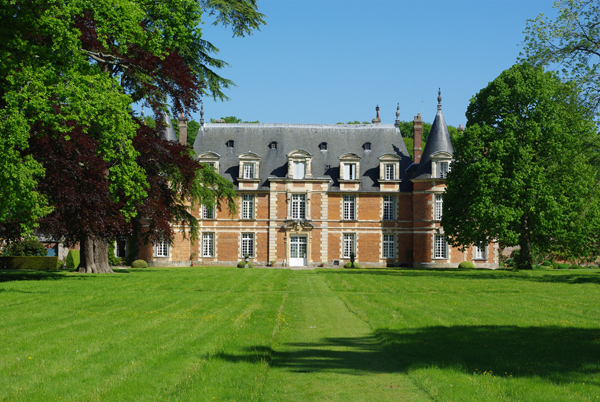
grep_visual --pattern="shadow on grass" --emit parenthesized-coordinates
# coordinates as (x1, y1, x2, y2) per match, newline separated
(321, 268, 600, 285)
(0, 269, 71, 283)
(215, 325, 599, 384)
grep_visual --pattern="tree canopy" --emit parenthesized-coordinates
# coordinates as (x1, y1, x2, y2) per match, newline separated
(443, 63, 600, 269)
(0, 0, 262, 272)
(522, 0, 600, 110)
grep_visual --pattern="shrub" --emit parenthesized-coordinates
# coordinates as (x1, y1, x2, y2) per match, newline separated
(65, 250, 80, 270)
(1, 237, 47, 257)
(569, 264, 580, 269)
(343, 262, 360, 268)
(237, 261, 253, 268)
(556, 263, 570, 270)
(510, 249, 520, 262)
(542, 260, 552, 267)
(131, 259, 148, 268)
(57, 259, 65, 269)
(459, 261, 475, 269)
(107, 241, 122, 266)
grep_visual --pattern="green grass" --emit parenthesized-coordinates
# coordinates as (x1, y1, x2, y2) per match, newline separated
(1, 267, 599, 401)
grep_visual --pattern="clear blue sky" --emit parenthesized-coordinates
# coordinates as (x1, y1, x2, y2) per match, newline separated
(188, 0, 557, 128)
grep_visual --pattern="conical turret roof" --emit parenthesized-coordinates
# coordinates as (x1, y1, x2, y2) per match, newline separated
(414, 90, 454, 178)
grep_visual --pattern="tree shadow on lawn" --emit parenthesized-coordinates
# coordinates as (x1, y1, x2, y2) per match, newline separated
(215, 325, 599, 385)
(321, 269, 600, 285)
(0, 269, 72, 283)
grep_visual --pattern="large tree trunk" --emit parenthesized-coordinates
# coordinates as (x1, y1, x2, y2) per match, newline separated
(518, 215, 533, 270)
(77, 235, 114, 273)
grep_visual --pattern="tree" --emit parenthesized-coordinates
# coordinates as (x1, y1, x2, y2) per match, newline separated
(443, 63, 600, 269)
(0, 0, 262, 272)
(522, 0, 600, 110)
(210, 116, 259, 123)
(1, 237, 47, 257)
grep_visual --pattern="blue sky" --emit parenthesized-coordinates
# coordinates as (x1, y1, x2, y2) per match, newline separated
(191, 0, 557, 128)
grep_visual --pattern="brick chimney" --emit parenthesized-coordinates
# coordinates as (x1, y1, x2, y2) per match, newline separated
(372, 105, 381, 124)
(178, 113, 188, 146)
(413, 113, 422, 163)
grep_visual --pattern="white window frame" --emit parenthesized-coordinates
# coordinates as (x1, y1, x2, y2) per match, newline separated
(291, 194, 306, 219)
(383, 234, 395, 258)
(155, 240, 169, 257)
(474, 244, 487, 260)
(343, 195, 356, 220)
(343, 233, 356, 258)
(384, 164, 395, 180)
(435, 194, 443, 221)
(383, 195, 394, 220)
(438, 161, 450, 179)
(292, 161, 306, 179)
(344, 163, 357, 180)
(201, 205, 215, 220)
(202, 232, 215, 257)
(242, 194, 254, 219)
(243, 163, 255, 179)
(434, 235, 448, 259)
(241, 233, 255, 258)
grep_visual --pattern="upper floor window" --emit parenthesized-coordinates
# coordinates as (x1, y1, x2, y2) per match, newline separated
(438, 162, 450, 178)
(343, 195, 356, 220)
(384, 164, 395, 180)
(197, 151, 220, 173)
(242, 194, 254, 219)
(319, 142, 328, 151)
(434, 235, 448, 259)
(378, 154, 400, 182)
(383, 195, 394, 220)
(287, 150, 313, 179)
(238, 152, 261, 181)
(339, 153, 361, 182)
(201, 205, 215, 220)
(243, 163, 255, 179)
(291, 194, 306, 219)
(434, 194, 443, 220)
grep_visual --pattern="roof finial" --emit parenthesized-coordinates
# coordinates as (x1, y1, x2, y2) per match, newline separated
(372, 105, 381, 124)
(437, 88, 442, 111)
(141, 105, 146, 125)
(394, 103, 400, 128)
(200, 100, 205, 126)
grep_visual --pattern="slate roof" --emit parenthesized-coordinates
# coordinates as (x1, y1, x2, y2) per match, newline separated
(193, 123, 413, 192)
(413, 105, 454, 179)
(162, 113, 178, 142)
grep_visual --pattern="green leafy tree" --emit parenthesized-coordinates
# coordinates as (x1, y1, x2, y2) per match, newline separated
(1, 237, 47, 257)
(443, 63, 600, 270)
(210, 116, 259, 123)
(522, 0, 600, 109)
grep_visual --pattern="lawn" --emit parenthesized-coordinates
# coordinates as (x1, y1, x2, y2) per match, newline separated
(0, 267, 599, 401)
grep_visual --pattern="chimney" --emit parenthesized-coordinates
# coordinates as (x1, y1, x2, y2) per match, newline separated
(371, 105, 381, 124)
(178, 112, 188, 146)
(413, 113, 422, 163)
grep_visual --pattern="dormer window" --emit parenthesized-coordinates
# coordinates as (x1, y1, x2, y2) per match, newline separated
(319, 142, 328, 151)
(238, 152, 261, 181)
(197, 151, 221, 173)
(226, 140, 234, 148)
(363, 142, 372, 151)
(378, 154, 400, 182)
(431, 152, 452, 179)
(269, 141, 277, 150)
(339, 153, 361, 181)
(287, 150, 313, 180)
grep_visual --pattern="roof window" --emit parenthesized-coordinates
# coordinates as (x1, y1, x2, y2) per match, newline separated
(269, 141, 278, 150)
(226, 140, 234, 148)
(319, 142, 328, 151)
(363, 142, 372, 151)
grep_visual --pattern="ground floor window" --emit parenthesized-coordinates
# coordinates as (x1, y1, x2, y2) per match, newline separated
(383, 234, 395, 258)
(343, 233, 356, 258)
(202, 233, 215, 257)
(155, 240, 169, 257)
(434, 235, 448, 259)
(474, 244, 486, 260)
(116, 236, 127, 258)
(241, 233, 255, 257)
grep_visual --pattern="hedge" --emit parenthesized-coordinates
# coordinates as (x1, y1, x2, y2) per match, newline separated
(344, 261, 360, 268)
(66, 250, 80, 270)
(237, 261, 253, 268)
(0, 256, 59, 270)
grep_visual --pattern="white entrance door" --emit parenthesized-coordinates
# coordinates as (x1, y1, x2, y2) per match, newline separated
(290, 236, 307, 266)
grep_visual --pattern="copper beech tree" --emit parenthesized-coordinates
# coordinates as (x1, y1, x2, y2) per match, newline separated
(0, 0, 262, 272)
